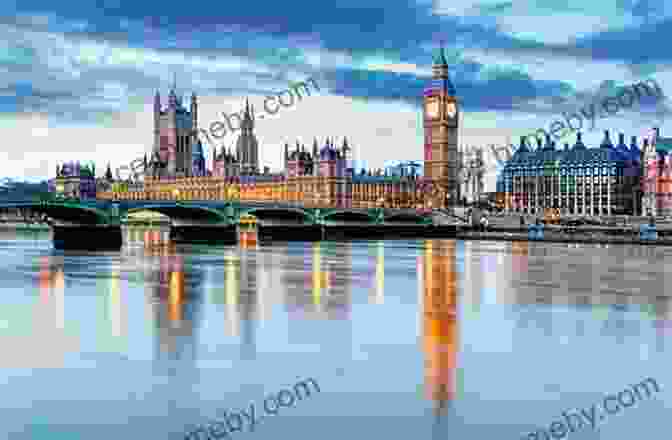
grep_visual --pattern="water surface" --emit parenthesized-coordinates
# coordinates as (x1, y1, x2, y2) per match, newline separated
(0, 226, 669, 439)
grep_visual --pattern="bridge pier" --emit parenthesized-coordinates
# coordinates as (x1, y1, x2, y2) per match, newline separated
(52, 225, 123, 250)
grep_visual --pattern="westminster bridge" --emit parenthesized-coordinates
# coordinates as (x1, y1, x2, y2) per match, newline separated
(0, 198, 465, 249)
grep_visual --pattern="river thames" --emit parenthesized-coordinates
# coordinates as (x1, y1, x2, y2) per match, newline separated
(0, 226, 669, 439)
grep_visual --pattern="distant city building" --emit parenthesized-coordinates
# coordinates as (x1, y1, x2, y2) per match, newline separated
(458, 146, 485, 204)
(384, 160, 423, 177)
(497, 130, 648, 216)
(641, 127, 672, 216)
(211, 100, 260, 177)
(192, 136, 207, 177)
(49, 161, 96, 199)
(212, 145, 240, 178)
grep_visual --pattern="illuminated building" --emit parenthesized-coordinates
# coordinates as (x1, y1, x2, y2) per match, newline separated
(284, 137, 351, 207)
(423, 46, 460, 208)
(95, 47, 458, 209)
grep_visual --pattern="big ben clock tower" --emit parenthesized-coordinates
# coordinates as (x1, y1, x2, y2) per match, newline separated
(424, 46, 459, 209)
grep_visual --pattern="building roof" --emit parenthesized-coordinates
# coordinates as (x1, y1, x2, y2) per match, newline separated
(504, 131, 638, 170)
(192, 140, 204, 158)
(352, 175, 403, 183)
(655, 136, 672, 154)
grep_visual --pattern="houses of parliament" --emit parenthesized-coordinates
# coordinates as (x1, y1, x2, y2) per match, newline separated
(94, 48, 463, 210)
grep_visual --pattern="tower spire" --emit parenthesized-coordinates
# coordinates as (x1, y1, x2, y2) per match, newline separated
(438, 39, 447, 65)
(168, 73, 178, 108)
(432, 43, 455, 95)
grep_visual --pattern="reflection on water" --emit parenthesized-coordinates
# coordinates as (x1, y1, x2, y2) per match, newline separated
(0, 227, 670, 438)
(421, 240, 459, 427)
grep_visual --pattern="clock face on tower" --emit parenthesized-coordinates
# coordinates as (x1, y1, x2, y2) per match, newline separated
(446, 102, 457, 118)
(425, 98, 439, 119)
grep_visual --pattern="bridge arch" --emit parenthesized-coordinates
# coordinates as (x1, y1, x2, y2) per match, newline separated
(126, 204, 229, 223)
(0, 202, 111, 225)
(240, 207, 313, 223)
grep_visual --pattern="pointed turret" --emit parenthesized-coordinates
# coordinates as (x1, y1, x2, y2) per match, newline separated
(518, 136, 529, 153)
(153, 90, 161, 122)
(105, 163, 113, 181)
(573, 132, 587, 150)
(630, 135, 641, 160)
(342, 136, 350, 153)
(616, 132, 629, 154)
(168, 72, 180, 108)
(600, 130, 613, 149)
(191, 92, 198, 134)
(543, 133, 553, 150)
(168, 88, 178, 109)
(313, 138, 319, 158)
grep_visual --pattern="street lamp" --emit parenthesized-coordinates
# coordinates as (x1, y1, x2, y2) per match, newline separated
(172, 189, 180, 199)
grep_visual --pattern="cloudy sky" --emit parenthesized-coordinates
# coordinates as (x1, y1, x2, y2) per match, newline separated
(2, 0, 672, 190)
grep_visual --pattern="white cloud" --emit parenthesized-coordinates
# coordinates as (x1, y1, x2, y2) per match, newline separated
(432, 0, 640, 44)
(495, 13, 633, 45)
(303, 47, 432, 77)
(463, 47, 635, 91)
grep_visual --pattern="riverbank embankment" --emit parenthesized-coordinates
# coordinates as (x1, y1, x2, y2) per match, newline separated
(457, 225, 672, 245)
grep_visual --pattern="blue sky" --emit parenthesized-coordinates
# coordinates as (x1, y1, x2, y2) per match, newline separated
(1, 0, 671, 189)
